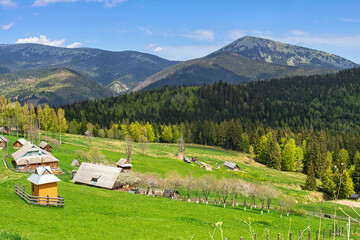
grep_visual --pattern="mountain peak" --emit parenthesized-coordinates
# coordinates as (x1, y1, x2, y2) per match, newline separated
(215, 36, 358, 70)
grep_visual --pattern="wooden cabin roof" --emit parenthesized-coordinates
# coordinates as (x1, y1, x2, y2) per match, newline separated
(223, 161, 239, 169)
(0, 135, 8, 142)
(15, 138, 28, 146)
(39, 141, 51, 149)
(116, 158, 133, 168)
(11, 142, 59, 166)
(73, 163, 122, 189)
(71, 159, 81, 167)
(27, 166, 61, 185)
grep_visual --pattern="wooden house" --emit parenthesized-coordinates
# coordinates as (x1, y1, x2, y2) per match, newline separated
(73, 163, 122, 190)
(71, 159, 81, 167)
(223, 161, 241, 171)
(116, 158, 132, 171)
(39, 141, 52, 153)
(27, 166, 61, 203)
(0, 135, 8, 149)
(13, 138, 28, 149)
(163, 189, 180, 199)
(12, 142, 59, 171)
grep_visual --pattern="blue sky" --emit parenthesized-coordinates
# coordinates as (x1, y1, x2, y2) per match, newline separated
(1, 0, 360, 63)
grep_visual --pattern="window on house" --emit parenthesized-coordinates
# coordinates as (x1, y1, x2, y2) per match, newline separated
(91, 178, 98, 185)
(32, 184, 34, 192)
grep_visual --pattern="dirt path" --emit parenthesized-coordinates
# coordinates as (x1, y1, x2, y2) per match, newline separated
(335, 200, 360, 208)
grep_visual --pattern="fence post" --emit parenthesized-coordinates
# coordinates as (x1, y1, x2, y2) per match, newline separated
(308, 230, 310, 240)
(329, 228, 331, 237)
(240, 237, 243, 240)
(254, 233, 257, 240)
(289, 232, 292, 240)
(47, 195, 49, 207)
(299, 230, 302, 240)
(267, 233, 269, 240)
(316, 230, 318, 240)
(342, 226, 344, 236)
(278, 233, 280, 240)
(22, 184, 25, 199)
(323, 228, 325, 240)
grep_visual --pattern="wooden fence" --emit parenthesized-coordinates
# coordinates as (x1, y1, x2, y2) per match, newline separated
(15, 184, 64, 208)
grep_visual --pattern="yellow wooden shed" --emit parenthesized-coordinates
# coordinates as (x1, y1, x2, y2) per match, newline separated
(27, 166, 61, 203)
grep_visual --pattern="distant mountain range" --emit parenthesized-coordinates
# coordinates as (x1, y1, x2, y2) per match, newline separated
(0, 36, 358, 105)
(134, 36, 359, 91)
(0, 43, 179, 94)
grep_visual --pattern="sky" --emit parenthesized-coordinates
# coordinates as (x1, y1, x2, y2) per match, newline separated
(1, 0, 360, 63)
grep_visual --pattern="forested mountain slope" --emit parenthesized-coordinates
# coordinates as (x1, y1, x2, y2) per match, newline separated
(64, 67, 360, 132)
(0, 67, 111, 106)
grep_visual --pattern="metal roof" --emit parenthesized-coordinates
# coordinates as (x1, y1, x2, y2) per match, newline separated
(71, 159, 81, 167)
(27, 166, 61, 185)
(12, 142, 59, 166)
(223, 161, 238, 169)
(73, 163, 122, 189)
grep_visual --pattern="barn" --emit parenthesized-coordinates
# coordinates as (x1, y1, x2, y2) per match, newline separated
(39, 141, 52, 153)
(223, 161, 241, 171)
(0, 135, 8, 149)
(71, 159, 81, 167)
(73, 163, 122, 190)
(12, 142, 59, 171)
(13, 138, 28, 149)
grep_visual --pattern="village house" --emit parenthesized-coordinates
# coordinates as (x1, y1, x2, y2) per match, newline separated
(0, 135, 8, 149)
(116, 158, 132, 171)
(39, 141, 52, 153)
(223, 161, 242, 171)
(13, 138, 28, 149)
(73, 163, 122, 190)
(12, 142, 59, 171)
(27, 166, 61, 204)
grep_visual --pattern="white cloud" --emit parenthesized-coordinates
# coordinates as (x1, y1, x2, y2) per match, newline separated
(154, 47, 163, 52)
(33, 0, 77, 6)
(15, 35, 82, 48)
(1, 22, 14, 30)
(183, 29, 215, 42)
(91, 0, 126, 8)
(227, 29, 246, 40)
(146, 43, 158, 49)
(0, 0, 16, 8)
(66, 42, 82, 48)
(338, 18, 359, 23)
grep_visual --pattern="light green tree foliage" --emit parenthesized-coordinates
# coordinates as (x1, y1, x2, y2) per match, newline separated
(337, 148, 349, 169)
(335, 169, 355, 199)
(256, 135, 268, 164)
(51, 108, 58, 134)
(352, 152, 360, 193)
(121, 124, 129, 137)
(294, 146, 304, 172)
(130, 121, 141, 142)
(14, 101, 23, 136)
(145, 122, 155, 143)
(29, 104, 36, 126)
(321, 165, 335, 197)
(57, 108, 68, 133)
(22, 103, 30, 135)
(241, 133, 250, 153)
(281, 138, 296, 171)
(161, 125, 173, 143)
(43, 104, 52, 133)
(172, 125, 180, 143)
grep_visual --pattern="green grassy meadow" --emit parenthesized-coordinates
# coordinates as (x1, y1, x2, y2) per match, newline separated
(0, 133, 359, 239)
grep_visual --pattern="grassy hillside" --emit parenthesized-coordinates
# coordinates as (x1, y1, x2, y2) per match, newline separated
(0, 67, 111, 106)
(0, 133, 359, 239)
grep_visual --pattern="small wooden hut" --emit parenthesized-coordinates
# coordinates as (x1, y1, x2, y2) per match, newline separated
(0, 135, 8, 149)
(223, 161, 241, 171)
(350, 194, 359, 201)
(71, 159, 81, 167)
(116, 158, 132, 171)
(13, 138, 28, 149)
(39, 141, 52, 153)
(27, 166, 61, 203)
